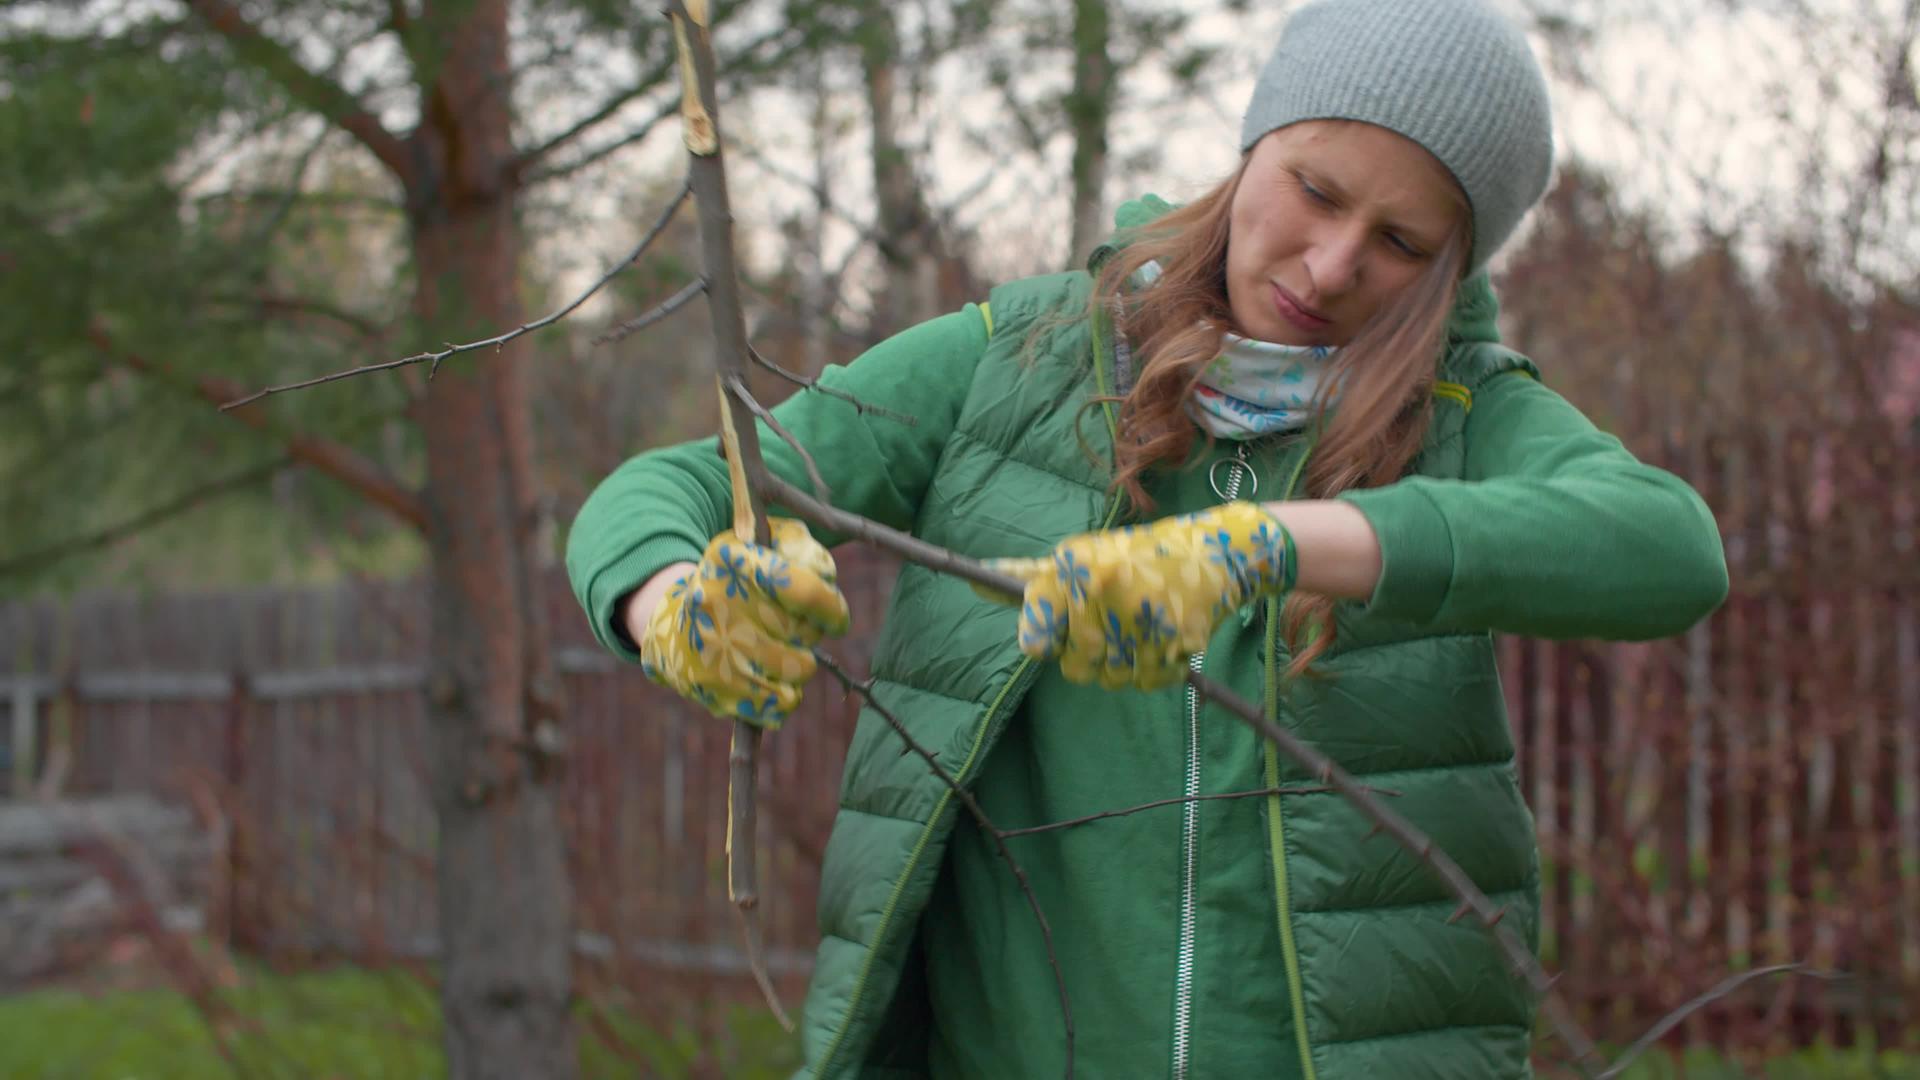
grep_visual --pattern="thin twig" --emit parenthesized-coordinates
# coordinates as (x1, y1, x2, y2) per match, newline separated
(592, 278, 707, 347)
(760, 472, 1608, 1078)
(91, 325, 427, 531)
(1184, 668, 1605, 1076)
(513, 50, 681, 178)
(998, 784, 1397, 840)
(1597, 964, 1847, 1079)
(750, 346, 918, 427)
(728, 739, 790, 1033)
(814, 651, 1075, 1080)
(726, 375, 830, 501)
(524, 24, 809, 186)
(184, 0, 413, 181)
(730, 134, 886, 247)
(527, 99, 682, 186)
(211, 290, 385, 343)
(764, 476, 992, 584)
(220, 182, 693, 410)
(0, 455, 290, 580)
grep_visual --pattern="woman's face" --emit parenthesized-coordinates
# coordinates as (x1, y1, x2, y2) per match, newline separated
(1226, 121, 1465, 347)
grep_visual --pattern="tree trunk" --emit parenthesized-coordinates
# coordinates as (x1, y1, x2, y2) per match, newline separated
(857, 0, 942, 339)
(803, 56, 833, 376)
(1066, 0, 1114, 269)
(408, 2, 576, 1076)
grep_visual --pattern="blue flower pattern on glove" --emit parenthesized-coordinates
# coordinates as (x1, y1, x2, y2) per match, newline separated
(1133, 599, 1174, 646)
(1019, 598, 1068, 653)
(682, 588, 715, 653)
(1102, 611, 1138, 668)
(987, 501, 1295, 690)
(639, 519, 851, 730)
(713, 544, 753, 600)
(1054, 549, 1091, 602)
(736, 693, 784, 725)
(754, 553, 792, 596)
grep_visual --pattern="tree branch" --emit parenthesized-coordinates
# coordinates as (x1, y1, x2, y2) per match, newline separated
(382, 0, 431, 81)
(89, 324, 427, 532)
(727, 376, 830, 502)
(750, 346, 918, 427)
(526, 26, 811, 186)
(764, 475, 1027, 590)
(813, 650, 1074, 1079)
(513, 53, 680, 180)
(730, 135, 886, 248)
(205, 290, 387, 343)
(1596, 965, 1847, 1079)
(592, 278, 706, 347)
(670, 0, 789, 1032)
(193, 188, 403, 215)
(525, 98, 683, 185)
(0, 455, 292, 580)
(514, 15, 791, 179)
(223, 182, 692, 408)
(999, 784, 1391, 840)
(183, 0, 414, 184)
(1177, 669, 1610, 1072)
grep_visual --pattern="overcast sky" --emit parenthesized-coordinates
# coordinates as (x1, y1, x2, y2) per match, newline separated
(689, 0, 1912, 288)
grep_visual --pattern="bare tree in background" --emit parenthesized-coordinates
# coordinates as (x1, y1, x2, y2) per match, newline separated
(854, 0, 954, 337)
(1518, 0, 1918, 432)
(2, 1, 817, 1073)
(1065, 0, 1115, 267)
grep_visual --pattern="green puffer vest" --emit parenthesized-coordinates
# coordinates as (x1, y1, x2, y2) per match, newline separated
(796, 270, 1543, 1079)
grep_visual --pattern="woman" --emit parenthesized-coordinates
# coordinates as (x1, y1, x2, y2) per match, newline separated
(566, 0, 1729, 1076)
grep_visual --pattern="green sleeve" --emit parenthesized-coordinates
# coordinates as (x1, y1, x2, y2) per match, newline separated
(1337, 372, 1729, 640)
(564, 304, 992, 660)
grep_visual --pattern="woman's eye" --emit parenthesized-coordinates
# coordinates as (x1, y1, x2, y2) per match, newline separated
(1297, 176, 1333, 205)
(1385, 233, 1425, 259)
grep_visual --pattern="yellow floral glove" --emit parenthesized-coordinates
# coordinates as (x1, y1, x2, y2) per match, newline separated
(985, 501, 1295, 690)
(639, 518, 851, 728)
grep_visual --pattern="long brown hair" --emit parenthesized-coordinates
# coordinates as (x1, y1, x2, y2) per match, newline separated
(1089, 148, 1471, 676)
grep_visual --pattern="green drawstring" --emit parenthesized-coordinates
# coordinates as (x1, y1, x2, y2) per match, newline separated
(1240, 434, 1316, 629)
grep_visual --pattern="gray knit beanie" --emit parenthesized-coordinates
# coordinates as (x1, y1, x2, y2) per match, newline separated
(1241, 0, 1555, 273)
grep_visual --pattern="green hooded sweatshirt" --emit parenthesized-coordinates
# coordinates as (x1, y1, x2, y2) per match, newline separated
(565, 196, 1729, 1078)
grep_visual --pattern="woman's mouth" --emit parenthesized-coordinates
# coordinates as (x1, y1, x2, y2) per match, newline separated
(1272, 284, 1332, 333)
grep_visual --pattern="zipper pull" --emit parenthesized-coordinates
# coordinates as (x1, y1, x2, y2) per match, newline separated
(1208, 442, 1260, 502)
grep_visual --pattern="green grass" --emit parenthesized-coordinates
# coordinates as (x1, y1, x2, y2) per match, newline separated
(0, 967, 1908, 1079)
(0, 966, 801, 1079)
(0, 967, 442, 1079)
(1604, 1044, 1919, 1079)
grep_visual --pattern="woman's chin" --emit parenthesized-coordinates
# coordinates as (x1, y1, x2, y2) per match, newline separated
(1230, 313, 1318, 348)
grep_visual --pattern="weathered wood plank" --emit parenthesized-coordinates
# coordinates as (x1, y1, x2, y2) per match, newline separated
(0, 795, 195, 857)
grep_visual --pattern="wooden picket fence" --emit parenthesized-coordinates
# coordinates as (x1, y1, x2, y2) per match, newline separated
(0, 422, 1914, 1054)
(1504, 422, 1920, 1049)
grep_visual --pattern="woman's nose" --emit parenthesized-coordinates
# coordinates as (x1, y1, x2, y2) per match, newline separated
(1304, 227, 1367, 298)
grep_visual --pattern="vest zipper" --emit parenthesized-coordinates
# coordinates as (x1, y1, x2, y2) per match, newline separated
(1171, 441, 1253, 1080)
(814, 491, 1125, 1080)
